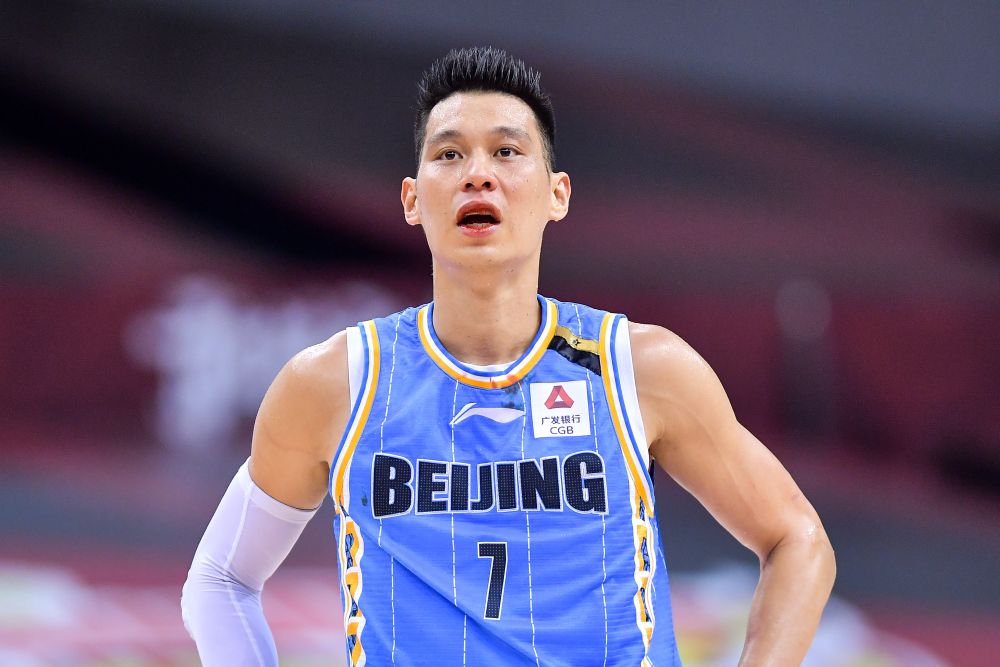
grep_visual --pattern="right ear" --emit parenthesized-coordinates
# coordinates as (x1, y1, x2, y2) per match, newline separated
(401, 177, 420, 226)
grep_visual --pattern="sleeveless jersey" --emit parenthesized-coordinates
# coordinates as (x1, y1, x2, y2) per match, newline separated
(329, 296, 682, 666)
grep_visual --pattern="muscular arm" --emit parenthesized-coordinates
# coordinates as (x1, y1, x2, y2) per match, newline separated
(630, 323, 835, 667)
(249, 330, 352, 509)
(181, 332, 351, 666)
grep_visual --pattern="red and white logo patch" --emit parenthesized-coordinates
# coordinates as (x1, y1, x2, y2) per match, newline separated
(544, 385, 574, 409)
(529, 380, 590, 438)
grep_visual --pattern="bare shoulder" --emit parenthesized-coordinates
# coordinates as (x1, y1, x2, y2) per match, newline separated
(278, 330, 352, 406)
(249, 330, 353, 509)
(627, 321, 713, 377)
(626, 321, 734, 450)
(627, 321, 723, 403)
(258, 330, 351, 438)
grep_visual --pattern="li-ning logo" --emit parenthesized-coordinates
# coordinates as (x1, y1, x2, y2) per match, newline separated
(544, 385, 575, 409)
(450, 402, 525, 426)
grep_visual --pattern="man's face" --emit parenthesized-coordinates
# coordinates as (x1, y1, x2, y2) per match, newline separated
(401, 91, 570, 274)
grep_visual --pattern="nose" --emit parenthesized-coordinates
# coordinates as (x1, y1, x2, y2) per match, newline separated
(463, 151, 495, 192)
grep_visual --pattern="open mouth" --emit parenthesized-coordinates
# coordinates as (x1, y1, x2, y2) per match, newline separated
(456, 202, 502, 230)
(458, 212, 499, 229)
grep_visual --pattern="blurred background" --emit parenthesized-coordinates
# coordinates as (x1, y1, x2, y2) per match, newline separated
(1, 2, 998, 665)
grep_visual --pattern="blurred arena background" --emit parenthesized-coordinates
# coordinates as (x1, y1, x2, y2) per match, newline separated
(1, 2, 998, 665)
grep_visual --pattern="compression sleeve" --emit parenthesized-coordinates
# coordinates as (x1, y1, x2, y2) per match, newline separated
(180, 459, 320, 666)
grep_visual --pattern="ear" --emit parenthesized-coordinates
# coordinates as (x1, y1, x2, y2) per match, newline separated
(547, 171, 571, 222)
(401, 177, 421, 226)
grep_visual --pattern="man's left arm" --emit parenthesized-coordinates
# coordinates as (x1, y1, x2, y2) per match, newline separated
(630, 322, 836, 667)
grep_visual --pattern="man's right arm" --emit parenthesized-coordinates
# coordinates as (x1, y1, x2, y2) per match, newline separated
(180, 331, 351, 666)
(248, 330, 352, 509)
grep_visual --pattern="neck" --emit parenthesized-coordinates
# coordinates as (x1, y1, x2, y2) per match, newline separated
(431, 261, 542, 366)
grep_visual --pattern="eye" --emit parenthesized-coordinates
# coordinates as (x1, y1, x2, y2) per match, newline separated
(440, 150, 460, 161)
(496, 147, 516, 158)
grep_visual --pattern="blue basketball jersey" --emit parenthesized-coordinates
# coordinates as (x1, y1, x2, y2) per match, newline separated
(329, 296, 681, 666)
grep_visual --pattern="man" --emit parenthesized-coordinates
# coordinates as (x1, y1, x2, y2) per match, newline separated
(182, 47, 835, 666)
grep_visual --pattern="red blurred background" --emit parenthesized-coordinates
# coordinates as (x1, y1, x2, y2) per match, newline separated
(1, 3, 998, 665)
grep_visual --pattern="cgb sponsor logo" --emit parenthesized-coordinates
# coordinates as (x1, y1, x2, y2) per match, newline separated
(529, 380, 591, 438)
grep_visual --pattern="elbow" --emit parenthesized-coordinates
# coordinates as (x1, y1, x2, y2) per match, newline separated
(179, 557, 224, 639)
(807, 520, 836, 578)
(808, 526, 837, 593)
(821, 530, 837, 588)
(180, 569, 199, 639)
(179, 555, 264, 635)
(766, 521, 837, 590)
(811, 525, 838, 593)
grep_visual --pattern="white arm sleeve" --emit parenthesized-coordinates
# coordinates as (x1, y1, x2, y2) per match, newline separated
(180, 459, 320, 667)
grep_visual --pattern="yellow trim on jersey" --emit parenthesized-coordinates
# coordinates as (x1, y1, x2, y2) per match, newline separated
(417, 299, 558, 389)
(332, 319, 381, 511)
(329, 321, 378, 667)
(552, 324, 600, 354)
(600, 312, 657, 659)
(338, 514, 367, 667)
(598, 313, 654, 512)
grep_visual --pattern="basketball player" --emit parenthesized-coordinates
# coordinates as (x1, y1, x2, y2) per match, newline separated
(181, 47, 835, 666)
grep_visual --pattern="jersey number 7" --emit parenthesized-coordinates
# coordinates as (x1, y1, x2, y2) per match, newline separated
(477, 542, 507, 620)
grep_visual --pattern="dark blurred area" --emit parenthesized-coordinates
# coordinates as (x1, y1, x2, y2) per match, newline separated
(1, 2, 998, 665)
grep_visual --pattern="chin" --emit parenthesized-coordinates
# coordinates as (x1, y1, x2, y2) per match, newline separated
(438, 247, 537, 273)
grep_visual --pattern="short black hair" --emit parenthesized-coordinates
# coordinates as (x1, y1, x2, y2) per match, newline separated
(414, 46, 556, 171)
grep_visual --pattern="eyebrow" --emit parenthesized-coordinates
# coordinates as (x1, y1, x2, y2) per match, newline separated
(425, 125, 533, 147)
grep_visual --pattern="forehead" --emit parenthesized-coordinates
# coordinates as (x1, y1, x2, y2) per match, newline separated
(425, 91, 540, 142)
